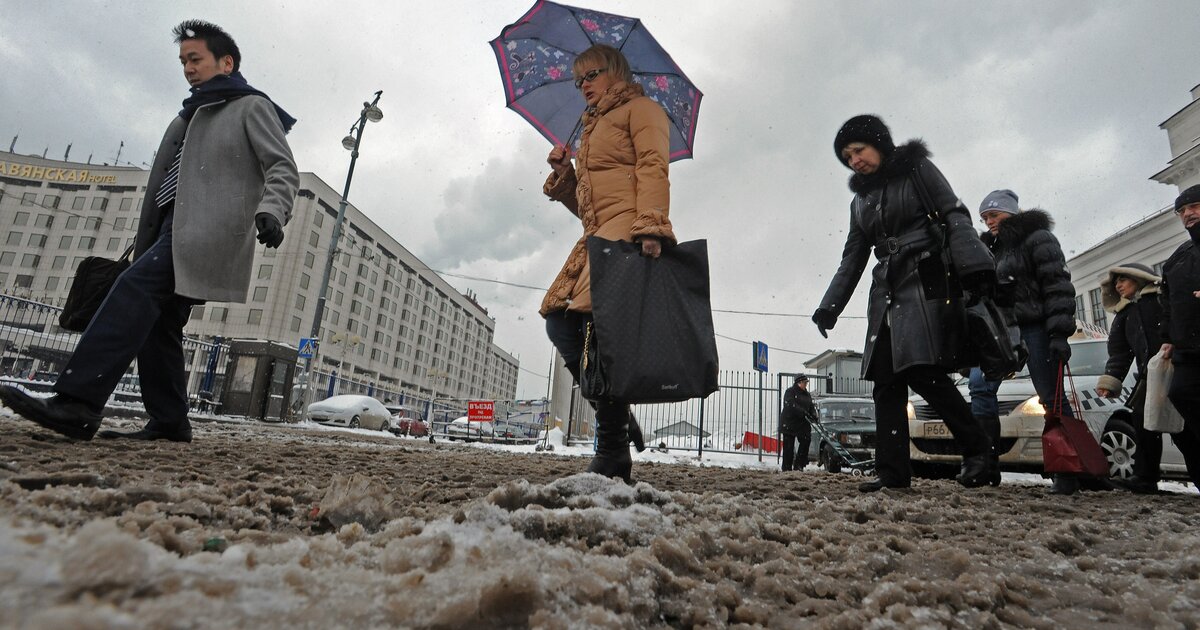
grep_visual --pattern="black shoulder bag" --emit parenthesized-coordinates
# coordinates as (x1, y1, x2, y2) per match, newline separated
(911, 169, 1026, 379)
(59, 245, 134, 332)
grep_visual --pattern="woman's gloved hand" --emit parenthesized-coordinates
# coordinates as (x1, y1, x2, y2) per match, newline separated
(812, 308, 837, 339)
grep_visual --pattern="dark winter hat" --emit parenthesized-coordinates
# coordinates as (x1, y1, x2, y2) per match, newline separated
(1176, 184, 1200, 212)
(794, 374, 808, 383)
(979, 189, 1021, 217)
(834, 115, 895, 166)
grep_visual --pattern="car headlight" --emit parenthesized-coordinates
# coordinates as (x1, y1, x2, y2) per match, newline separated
(1019, 396, 1046, 416)
(838, 433, 862, 446)
(906, 402, 916, 421)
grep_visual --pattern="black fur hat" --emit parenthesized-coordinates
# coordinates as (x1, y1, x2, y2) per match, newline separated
(1176, 184, 1200, 212)
(834, 115, 895, 167)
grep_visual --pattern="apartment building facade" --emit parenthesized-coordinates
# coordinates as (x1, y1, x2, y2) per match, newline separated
(0, 150, 518, 402)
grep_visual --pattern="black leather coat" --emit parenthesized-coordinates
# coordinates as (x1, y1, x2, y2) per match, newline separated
(1161, 238, 1200, 364)
(819, 141, 995, 379)
(980, 209, 1076, 338)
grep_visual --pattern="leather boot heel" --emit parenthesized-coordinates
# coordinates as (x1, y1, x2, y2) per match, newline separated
(957, 454, 990, 488)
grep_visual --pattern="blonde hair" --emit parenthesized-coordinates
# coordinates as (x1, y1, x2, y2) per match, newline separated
(572, 44, 633, 83)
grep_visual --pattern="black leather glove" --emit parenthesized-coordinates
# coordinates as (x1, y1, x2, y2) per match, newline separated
(255, 213, 284, 248)
(960, 270, 996, 305)
(1048, 336, 1072, 364)
(812, 308, 837, 339)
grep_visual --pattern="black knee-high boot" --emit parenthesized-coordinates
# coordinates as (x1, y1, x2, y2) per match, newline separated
(977, 414, 1002, 486)
(566, 361, 645, 453)
(588, 401, 632, 482)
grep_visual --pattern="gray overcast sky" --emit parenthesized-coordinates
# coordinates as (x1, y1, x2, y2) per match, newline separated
(2, 1, 1198, 397)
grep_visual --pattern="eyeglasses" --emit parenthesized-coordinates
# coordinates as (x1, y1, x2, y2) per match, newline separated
(574, 68, 607, 89)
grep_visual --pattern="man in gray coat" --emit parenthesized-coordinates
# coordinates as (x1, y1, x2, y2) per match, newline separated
(0, 20, 298, 442)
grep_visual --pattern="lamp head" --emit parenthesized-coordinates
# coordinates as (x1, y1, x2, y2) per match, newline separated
(341, 135, 357, 150)
(364, 104, 383, 122)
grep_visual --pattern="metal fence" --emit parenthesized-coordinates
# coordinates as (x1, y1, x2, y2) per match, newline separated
(0, 294, 228, 409)
(558, 370, 822, 461)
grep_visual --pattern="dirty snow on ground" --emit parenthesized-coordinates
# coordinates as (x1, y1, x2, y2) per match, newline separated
(2, 406, 1200, 629)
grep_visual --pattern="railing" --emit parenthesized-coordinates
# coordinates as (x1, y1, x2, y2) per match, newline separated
(0, 294, 227, 410)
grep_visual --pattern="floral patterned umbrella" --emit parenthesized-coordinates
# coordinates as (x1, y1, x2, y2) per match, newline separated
(490, 0, 702, 161)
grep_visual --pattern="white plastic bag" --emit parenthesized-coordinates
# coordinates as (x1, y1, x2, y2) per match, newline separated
(1145, 351, 1185, 433)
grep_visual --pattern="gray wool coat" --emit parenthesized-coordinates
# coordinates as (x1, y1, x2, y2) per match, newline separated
(135, 95, 298, 302)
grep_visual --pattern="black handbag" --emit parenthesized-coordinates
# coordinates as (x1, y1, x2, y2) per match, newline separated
(59, 245, 134, 332)
(581, 236, 719, 404)
(911, 170, 1024, 378)
(966, 295, 1028, 380)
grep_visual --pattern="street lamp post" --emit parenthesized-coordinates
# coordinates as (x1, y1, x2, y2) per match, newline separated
(297, 91, 383, 422)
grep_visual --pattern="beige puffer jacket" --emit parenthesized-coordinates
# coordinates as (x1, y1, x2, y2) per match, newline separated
(539, 81, 676, 316)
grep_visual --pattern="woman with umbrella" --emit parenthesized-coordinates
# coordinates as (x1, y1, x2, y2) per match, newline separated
(813, 115, 995, 492)
(539, 44, 675, 483)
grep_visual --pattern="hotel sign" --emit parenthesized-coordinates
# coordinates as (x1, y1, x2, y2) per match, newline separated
(0, 161, 118, 184)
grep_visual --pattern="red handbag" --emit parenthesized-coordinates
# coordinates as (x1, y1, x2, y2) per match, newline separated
(1041, 363, 1109, 477)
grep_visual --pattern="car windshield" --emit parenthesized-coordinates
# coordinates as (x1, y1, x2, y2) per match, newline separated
(1008, 339, 1109, 378)
(818, 401, 875, 423)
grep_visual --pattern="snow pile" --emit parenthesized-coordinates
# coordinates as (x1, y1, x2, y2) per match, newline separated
(3, 412, 1200, 627)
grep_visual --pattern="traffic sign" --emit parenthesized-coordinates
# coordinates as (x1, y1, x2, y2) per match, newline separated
(752, 341, 768, 372)
(298, 337, 318, 359)
(468, 400, 495, 422)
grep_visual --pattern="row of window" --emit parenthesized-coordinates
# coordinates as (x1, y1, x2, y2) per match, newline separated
(11, 191, 140, 212)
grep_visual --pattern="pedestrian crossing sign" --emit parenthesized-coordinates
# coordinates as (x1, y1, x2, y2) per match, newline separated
(298, 337, 318, 359)
(752, 341, 768, 372)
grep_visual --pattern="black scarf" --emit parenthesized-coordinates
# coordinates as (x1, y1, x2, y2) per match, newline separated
(179, 71, 297, 133)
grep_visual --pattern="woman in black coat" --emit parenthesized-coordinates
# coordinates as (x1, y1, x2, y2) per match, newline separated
(813, 115, 994, 492)
(970, 192, 1084, 494)
(1095, 263, 1199, 493)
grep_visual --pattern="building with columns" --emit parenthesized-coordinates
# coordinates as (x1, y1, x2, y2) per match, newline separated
(0, 150, 518, 402)
(1067, 81, 1199, 330)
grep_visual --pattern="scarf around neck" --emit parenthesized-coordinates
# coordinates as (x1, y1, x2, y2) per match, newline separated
(179, 71, 297, 133)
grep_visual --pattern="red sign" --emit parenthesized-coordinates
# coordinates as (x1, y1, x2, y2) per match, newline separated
(468, 401, 494, 422)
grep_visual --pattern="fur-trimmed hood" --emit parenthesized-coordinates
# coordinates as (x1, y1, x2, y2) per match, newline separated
(848, 139, 929, 194)
(980, 209, 1055, 248)
(1101, 263, 1161, 313)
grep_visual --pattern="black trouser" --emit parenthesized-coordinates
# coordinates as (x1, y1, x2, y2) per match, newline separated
(55, 209, 198, 426)
(1127, 380, 1164, 482)
(781, 428, 811, 471)
(544, 310, 629, 425)
(870, 324, 988, 484)
(1167, 361, 1200, 487)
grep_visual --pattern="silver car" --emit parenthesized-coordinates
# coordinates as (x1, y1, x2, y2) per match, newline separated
(907, 337, 1189, 480)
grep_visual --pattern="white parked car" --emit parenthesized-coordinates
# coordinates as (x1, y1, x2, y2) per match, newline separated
(907, 337, 1189, 480)
(307, 395, 391, 431)
(446, 416, 494, 441)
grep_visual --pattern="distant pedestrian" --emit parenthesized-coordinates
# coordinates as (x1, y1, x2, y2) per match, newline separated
(0, 20, 297, 442)
(814, 115, 995, 492)
(779, 375, 816, 472)
(540, 44, 673, 482)
(967, 190, 1083, 494)
(1157, 185, 1200, 489)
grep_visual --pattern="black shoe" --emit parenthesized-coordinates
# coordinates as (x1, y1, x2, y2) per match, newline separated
(858, 478, 910, 493)
(97, 420, 192, 443)
(1049, 474, 1080, 495)
(0, 386, 102, 440)
(587, 403, 632, 482)
(957, 454, 991, 488)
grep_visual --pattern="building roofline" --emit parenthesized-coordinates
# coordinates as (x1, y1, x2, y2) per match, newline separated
(1159, 84, 1200, 128)
(1066, 203, 1175, 264)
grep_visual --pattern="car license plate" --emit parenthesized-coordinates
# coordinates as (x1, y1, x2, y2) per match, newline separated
(924, 422, 951, 438)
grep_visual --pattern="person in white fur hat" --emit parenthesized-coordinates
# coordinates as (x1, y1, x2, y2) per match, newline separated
(1094, 262, 1195, 493)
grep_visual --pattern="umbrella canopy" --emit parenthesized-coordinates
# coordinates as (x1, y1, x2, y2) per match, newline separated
(490, 0, 702, 162)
